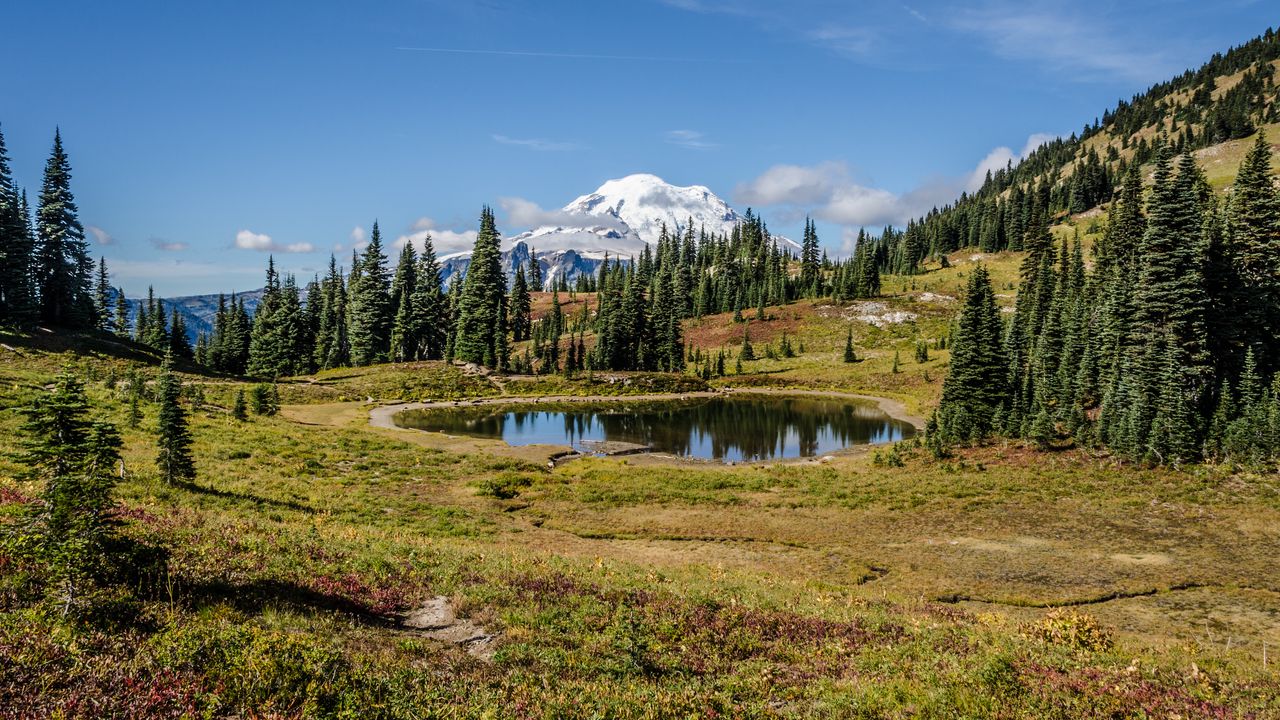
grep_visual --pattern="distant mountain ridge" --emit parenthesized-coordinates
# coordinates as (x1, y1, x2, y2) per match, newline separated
(120, 289, 263, 344)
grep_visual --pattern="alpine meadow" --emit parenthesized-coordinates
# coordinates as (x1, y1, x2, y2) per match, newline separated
(4, 5, 1280, 719)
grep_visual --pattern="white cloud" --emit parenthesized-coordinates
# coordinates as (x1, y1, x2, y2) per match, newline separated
(234, 229, 314, 254)
(87, 225, 114, 246)
(493, 134, 581, 152)
(497, 196, 628, 233)
(150, 237, 188, 252)
(965, 133, 1059, 192)
(736, 133, 1052, 240)
(394, 218, 478, 256)
(664, 129, 718, 150)
(734, 162, 848, 206)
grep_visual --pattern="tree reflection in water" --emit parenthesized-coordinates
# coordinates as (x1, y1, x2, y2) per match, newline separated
(397, 395, 914, 462)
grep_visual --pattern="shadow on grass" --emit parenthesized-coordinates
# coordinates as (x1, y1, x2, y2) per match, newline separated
(179, 577, 393, 625)
(177, 481, 316, 515)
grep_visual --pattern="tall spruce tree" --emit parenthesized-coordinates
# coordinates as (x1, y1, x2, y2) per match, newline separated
(1229, 131, 1280, 374)
(935, 265, 1008, 442)
(412, 235, 448, 360)
(347, 222, 392, 366)
(452, 208, 508, 368)
(155, 353, 195, 485)
(34, 130, 92, 327)
(0, 124, 37, 327)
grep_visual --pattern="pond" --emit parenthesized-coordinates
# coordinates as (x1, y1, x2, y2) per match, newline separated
(394, 394, 915, 462)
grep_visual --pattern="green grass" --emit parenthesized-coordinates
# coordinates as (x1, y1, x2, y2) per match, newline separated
(3, 272, 1280, 716)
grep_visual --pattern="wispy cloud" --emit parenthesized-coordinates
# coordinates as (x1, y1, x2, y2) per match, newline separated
(498, 196, 629, 233)
(87, 225, 114, 246)
(734, 133, 1053, 244)
(808, 24, 878, 58)
(664, 129, 718, 150)
(394, 218, 479, 256)
(396, 46, 740, 63)
(903, 5, 927, 22)
(493, 134, 581, 152)
(949, 3, 1171, 83)
(150, 237, 188, 252)
(234, 229, 314, 254)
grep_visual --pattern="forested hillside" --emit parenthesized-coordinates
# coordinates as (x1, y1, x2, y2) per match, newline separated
(928, 29, 1280, 467)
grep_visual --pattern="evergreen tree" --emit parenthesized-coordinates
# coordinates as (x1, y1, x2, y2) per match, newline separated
(113, 287, 129, 338)
(452, 208, 509, 368)
(232, 389, 248, 421)
(34, 130, 93, 327)
(169, 308, 192, 361)
(510, 266, 532, 342)
(9, 366, 123, 617)
(412, 235, 449, 360)
(935, 265, 1008, 442)
(843, 328, 857, 363)
(389, 242, 419, 362)
(347, 222, 392, 366)
(1230, 131, 1280, 374)
(94, 257, 111, 331)
(155, 353, 195, 485)
(0, 125, 37, 327)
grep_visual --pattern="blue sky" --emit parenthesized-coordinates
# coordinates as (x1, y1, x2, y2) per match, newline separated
(0, 0, 1272, 296)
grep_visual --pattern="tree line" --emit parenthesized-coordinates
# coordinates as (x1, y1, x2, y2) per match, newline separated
(936, 134, 1280, 466)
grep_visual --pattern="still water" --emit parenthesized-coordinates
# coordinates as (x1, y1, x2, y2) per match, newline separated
(394, 394, 915, 462)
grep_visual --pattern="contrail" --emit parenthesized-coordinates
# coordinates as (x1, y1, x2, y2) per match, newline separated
(394, 46, 743, 63)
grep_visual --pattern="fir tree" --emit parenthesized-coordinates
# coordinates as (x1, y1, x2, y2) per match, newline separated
(155, 353, 195, 485)
(935, 265, 1008, 442)
(9, 366, 124, 617)
(34, 130, 93, 327)
(0, 125, 37, 327)
(843, 328, 857, 363)
(412, 235, 448, 360)
(94, 257, 111, 331)
(232, 389, 248, 421)
(347, 222, 392, 366)
(452, 208, 509, 369)
(510, 266, 532, 342)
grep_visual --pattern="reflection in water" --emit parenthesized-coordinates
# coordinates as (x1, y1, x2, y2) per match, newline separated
(396, 395, 914, 462)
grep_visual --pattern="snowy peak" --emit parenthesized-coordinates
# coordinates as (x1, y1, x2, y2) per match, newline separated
(564, 173, 738, 244)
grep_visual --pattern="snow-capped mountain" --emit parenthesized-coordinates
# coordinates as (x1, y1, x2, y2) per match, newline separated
(564, 173, 740, 245)
(442, 173, 795, 290)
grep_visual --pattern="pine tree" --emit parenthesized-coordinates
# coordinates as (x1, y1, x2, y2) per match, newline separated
(247, 258, 289, 378)
(510, 266, 532, 342)
(348, 222, 392, 366)
(1230, 130, 1280, 374)
(412, 235, 448, 360)
(113, 287, 128, 337)
(0, 125, 37, 327)
(34, 130, 93, 328)
(10, 366, 124, 617)
(389, 242, 419, 362)
(935, 265, 1008, 443)
(94, 257, 111, 331)
(155, 353, 195, 485)
(452, 208, 508, 369)
(232, 389, 248, 421)
(843, 328, 857, 363)
(169, 308, 192, 361)
(740, 327, 755, 362)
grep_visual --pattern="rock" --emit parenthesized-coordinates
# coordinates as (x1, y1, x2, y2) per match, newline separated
(402, 596, 497, 661)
